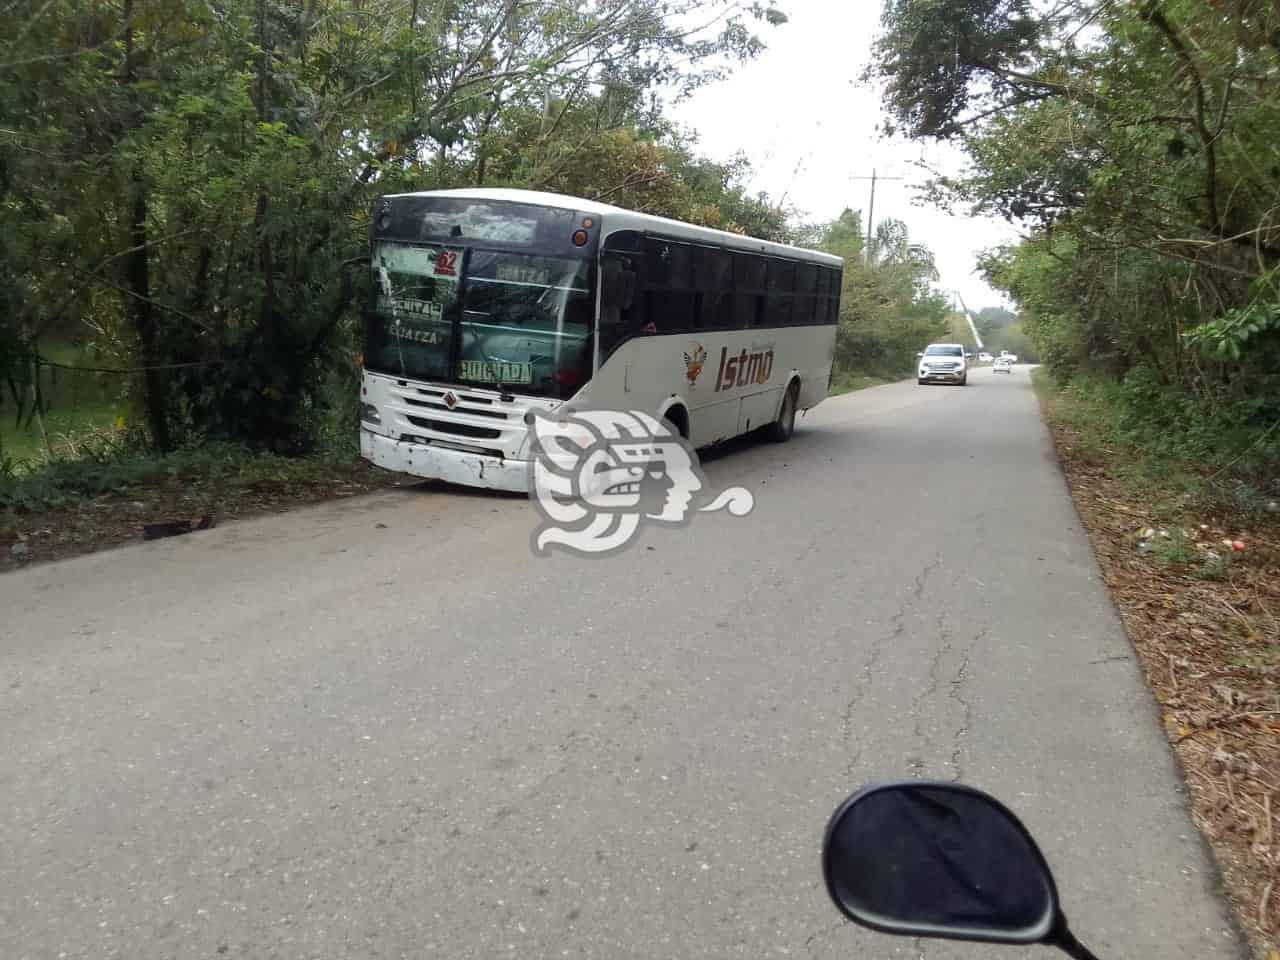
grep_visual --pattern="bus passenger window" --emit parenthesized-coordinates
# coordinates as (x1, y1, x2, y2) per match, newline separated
(645, 237, 692, 289)
(733, 252, 766, 294)
(767, 259, 795, 294)
(797, 263, 818, 297)
(600, 252, 644, 355)
(649, 290, 694, 332)
(625, 290, 649, 335)
(697, 292, 732, 330)
(793, 296, 817, 326)
(766, 294, 793, 327)
(694, 246, 730, 292)
(735, 293, 761, 328)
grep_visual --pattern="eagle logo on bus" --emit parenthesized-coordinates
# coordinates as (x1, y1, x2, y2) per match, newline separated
(527, 408, 755, 557)
(683, 343, 707, 387)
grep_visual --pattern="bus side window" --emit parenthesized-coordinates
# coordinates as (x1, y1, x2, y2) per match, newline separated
(600, 252, 642, 356)
(796, 263, 818, 324)
(693, 246, 731, 330)
(798, 296, 812, 326)
(766, 259, 795, 327)
(826, 267, 843, 324)
(644, 236, 694, 333)
(733, 293, 760, 328)
(733, 252, 765, 328)
(698, 292, 732, 330)
(650, 290, 694, 333)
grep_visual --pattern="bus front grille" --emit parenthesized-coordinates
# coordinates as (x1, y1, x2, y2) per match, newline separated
(414, 387, 495, 406)
(402, 396, 508, 419)
(404, 415, 502, 440)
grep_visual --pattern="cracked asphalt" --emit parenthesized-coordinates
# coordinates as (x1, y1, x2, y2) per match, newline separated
(0, 368, 1244, 959)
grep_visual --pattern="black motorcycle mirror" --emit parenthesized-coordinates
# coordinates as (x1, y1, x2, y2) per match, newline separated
(822, 781, 1100, 960)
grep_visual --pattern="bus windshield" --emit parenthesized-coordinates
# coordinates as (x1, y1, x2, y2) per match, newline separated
(365, 242, 593, 399)
(460, 251, 592, 396)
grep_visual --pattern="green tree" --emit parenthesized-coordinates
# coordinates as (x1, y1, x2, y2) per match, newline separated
(805, 212, 948, 380)
(876, 0, 1280, 454)
(974, 306, 1016, 335)
(1, 0, 785, 453)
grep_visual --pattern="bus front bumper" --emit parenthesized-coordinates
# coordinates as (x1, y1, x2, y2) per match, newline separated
(361, 430, 530, 494)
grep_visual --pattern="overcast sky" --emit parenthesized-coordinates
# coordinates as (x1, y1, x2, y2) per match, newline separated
(667, 0, 1020, 309)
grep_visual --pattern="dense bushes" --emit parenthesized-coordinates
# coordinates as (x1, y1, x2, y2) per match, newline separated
(1109, 368, 1280, 471)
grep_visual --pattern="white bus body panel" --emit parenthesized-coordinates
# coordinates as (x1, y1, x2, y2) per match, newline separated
(587, 325, 836, 447)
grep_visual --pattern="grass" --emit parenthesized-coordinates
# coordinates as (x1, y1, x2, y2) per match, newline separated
(1, 438, 352, 513)
(1, 399, 127, 463)
(1151, 529, 1198, 567)
(828, 372, 894, 396)
(0, 342, 129, 466)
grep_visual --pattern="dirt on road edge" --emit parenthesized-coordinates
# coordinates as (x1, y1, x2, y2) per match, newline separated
(1037, 378, 1279, 960)
(2, 459, 415, 573)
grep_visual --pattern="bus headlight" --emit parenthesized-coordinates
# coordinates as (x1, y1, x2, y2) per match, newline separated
(360, 402, 381, 425)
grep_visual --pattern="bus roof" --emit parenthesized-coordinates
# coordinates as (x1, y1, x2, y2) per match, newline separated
(380, 187, 844, 268)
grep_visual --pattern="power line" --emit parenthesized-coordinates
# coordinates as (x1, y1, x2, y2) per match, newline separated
(35, 356, 223, 374)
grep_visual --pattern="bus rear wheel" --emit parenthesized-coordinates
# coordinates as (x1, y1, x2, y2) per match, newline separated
(768, 383, 799, 443)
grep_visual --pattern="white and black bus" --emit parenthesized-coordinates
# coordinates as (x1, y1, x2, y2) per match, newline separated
(360, 188, 843, 491)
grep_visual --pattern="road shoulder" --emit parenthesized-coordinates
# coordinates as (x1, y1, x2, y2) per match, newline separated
(1036, 374, 1279, 959)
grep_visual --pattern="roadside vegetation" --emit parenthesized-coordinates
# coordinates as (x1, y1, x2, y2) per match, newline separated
(1037, 371, 1279, 958)
(1, 0, 955, 566)
(973, 307, 1037, 363)
(804, 211, 953, 383)
(869, 0, 1280, 951)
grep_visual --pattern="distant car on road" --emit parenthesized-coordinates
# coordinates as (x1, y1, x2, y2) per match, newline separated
(978, 352, 993, 363)
(993, 356, 1013, 374)
(917, 343, 968, 386)
(999, 350, 1019, 364)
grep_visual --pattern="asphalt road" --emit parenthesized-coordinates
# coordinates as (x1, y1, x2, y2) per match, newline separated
(1, 367, 1244, 960)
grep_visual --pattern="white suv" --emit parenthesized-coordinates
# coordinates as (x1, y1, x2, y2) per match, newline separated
(917, 343, 969, 386)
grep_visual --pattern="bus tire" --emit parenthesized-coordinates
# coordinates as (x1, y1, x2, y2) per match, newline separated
(662, 405, 689, 441)
(768, 382, 799, 443)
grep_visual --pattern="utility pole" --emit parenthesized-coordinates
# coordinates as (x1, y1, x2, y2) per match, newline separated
(849, 169, 905, 263)
(954, 289, 984, 350)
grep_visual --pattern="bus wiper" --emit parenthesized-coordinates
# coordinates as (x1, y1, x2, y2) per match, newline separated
(468, 325, 515, 401)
